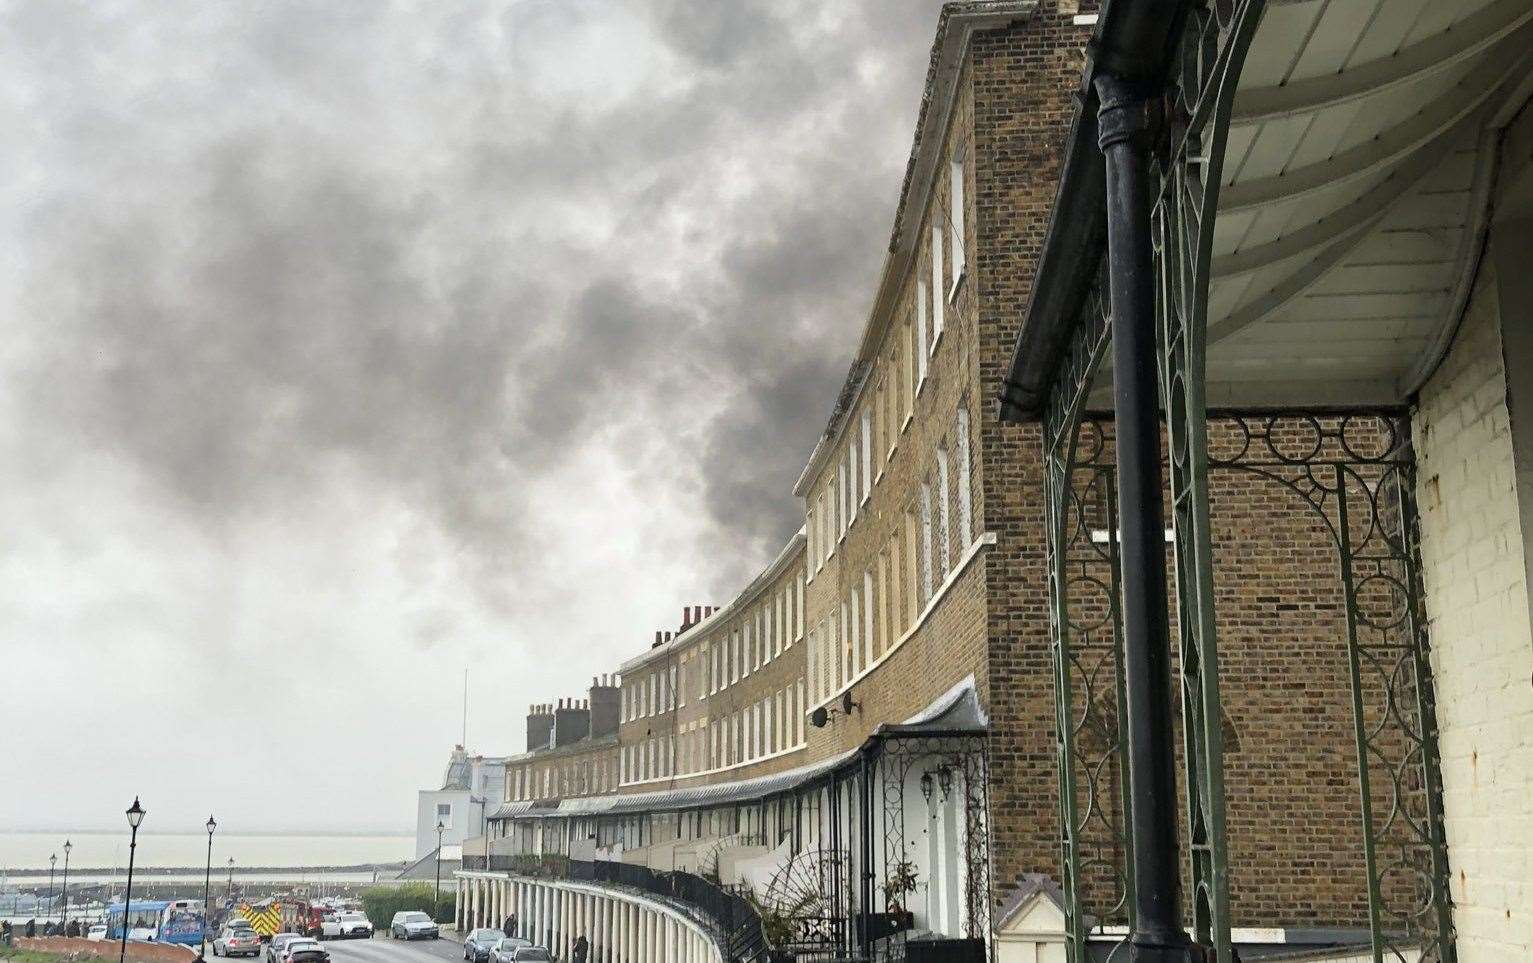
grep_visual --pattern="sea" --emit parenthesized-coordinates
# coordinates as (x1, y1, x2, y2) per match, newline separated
(0, 831, 414, 879)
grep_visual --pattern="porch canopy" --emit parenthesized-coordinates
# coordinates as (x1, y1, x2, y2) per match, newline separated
(1001, 0, 1533, 417)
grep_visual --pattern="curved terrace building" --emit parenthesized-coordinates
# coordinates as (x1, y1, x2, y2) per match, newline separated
(457, 2, 1533, 961)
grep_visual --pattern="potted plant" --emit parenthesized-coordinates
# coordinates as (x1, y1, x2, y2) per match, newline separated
(745, 889, 818, 963)
(874, 853, 919, 935)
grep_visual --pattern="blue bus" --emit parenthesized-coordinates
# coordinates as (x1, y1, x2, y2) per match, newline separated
(106, 899, 206, 945)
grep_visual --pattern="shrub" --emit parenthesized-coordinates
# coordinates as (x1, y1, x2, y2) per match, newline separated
(360, 883, 456, 929)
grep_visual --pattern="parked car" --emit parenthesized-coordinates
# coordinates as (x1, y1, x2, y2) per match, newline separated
(462, 928, 505, 961)
(266, 933, 303, 963)
(319, 913, 373, 940)
(213, 923, 263, 957)
(86, 925, 109, 942)
(388, 912, 439, 940)
(488, 937, 531, 963)
(281, 938, 328, 963)
(508, 948, 551, 962)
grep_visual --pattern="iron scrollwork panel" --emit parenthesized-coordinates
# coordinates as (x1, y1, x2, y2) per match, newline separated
(873, 734, 993, 962)
(1042, 269, 1132, 963)
(1206, 414, 1457, 963)
(1152, 2, 1266, 959)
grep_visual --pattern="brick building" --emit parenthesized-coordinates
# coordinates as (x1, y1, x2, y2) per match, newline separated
(456, 2, 1532, 962)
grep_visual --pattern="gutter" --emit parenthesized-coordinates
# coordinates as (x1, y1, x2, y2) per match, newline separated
(997, 0, 1190, 422)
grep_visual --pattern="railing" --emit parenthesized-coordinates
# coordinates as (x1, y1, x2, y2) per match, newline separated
(463, 857, 772, 962)
(582, 860, 770, 963)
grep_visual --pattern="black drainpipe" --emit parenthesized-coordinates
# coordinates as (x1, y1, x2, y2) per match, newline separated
(1095, 72, 1201, 963)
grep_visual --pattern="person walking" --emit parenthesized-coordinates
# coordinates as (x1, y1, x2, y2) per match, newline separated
(571, 934, 589, 963)
(25, 919, 36, 938)
(501, 915, 515, 938)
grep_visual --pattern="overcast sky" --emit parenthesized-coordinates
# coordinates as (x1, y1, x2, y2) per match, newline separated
(0, 0, 945, 839)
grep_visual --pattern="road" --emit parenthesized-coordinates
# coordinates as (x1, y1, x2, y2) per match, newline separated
(323, 934, 466, 963)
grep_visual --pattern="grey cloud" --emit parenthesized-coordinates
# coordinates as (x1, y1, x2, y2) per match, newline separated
(2, 0, 951, 831)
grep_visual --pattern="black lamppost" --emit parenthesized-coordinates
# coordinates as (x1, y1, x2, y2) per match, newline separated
(47, 854, 57, 925)
(120, 798, 146, 963)
(226, 858, 235, 901)
(199, 816, 216, 961)
(433, 821, 445, 922)
(61, 840, 72, 929)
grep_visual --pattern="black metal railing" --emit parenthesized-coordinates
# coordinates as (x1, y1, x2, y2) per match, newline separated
(461, 855, 774, 961)
(579, 860, 771, 962)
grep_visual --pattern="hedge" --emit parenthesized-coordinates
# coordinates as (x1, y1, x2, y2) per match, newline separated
(360, 883, 456, 929)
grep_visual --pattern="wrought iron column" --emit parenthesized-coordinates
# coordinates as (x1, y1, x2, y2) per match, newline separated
(1096, 73, 1196, 963)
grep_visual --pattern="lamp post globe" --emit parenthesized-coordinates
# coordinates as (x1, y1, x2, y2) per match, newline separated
(120, 798, 146, 963)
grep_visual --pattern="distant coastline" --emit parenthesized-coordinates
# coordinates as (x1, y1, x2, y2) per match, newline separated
(0, 831, 413, 872)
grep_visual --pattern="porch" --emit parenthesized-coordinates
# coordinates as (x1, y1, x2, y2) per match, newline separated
(1000, 1, 1533, 962)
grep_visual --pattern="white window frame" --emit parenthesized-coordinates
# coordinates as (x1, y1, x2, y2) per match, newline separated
(916, 285, 929, 384)
(950, 149, 966, 288)
(957, 408, 974, 541)
(937, 445, 952, 576)
(920, 482, 935, 602)
(860, 409, 872, 501)
(931, 225, 945, 345)
(863, 569, 875, 670)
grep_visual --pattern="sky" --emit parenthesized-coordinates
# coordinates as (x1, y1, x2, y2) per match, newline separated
(0, 0, 948, 841)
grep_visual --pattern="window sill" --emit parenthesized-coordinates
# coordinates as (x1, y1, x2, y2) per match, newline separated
(948, 269, 966, 306)
(807, 531, 996, 714)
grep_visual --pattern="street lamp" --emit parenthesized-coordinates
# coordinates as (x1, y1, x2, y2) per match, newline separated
(120, 798, 146, 963)
(61, 840, 72, 929)
(48, 854, 57, 926)
(433, 821, 445, 923)
(199, 816, 216, 961)
(226, 857, 235, 901)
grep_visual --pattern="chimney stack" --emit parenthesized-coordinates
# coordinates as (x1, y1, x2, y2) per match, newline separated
(589, 675, 620, 739)
(553, 696, 592, 748)
(526, 703, 556, 753)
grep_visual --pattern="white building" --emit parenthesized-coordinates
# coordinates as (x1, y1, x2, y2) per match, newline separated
(413, 746, 507, 862)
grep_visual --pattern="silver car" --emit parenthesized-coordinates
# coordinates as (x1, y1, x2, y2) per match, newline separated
(266, 933, 303, 963)
(489, 937, 531, 963)
(388, 911, 439, 940)
(212, 924, 262, 957)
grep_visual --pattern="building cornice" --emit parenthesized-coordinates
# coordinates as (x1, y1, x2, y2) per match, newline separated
(614, 527, 806, 676)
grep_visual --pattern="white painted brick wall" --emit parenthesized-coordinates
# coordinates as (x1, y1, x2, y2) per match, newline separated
(1415, 265, 1533, 963)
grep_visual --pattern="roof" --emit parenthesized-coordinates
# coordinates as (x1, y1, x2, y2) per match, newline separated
(504, 732, 619, 767)
(615, 528, 805, 676)
(1003, 0, 1533, 419)
(489, 676, 986, 820)
(993, 874, 1066, 932)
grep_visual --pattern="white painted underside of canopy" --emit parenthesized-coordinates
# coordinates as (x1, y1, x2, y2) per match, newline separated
(1203, 0, 1533, 407)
